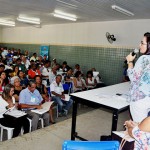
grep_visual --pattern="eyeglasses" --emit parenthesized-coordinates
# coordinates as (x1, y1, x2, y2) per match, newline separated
(140, 41, 147, 45)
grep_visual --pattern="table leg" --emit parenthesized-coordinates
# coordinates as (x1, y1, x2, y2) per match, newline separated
(71, 98, 78, 140)
(111, 111, 118, 134)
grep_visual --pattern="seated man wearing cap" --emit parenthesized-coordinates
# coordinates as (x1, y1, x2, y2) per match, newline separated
(50, 74, 73, 117)
(19, 80, 50, 131)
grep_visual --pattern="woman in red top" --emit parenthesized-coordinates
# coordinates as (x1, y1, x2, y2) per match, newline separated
(28, 64, 41, 79)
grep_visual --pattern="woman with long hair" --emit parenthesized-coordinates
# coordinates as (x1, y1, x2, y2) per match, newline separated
(0, 84, 29, 138)
(0, 71, 9, 92)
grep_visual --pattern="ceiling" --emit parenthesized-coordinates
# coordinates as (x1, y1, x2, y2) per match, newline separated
(0, 0, 150, 27)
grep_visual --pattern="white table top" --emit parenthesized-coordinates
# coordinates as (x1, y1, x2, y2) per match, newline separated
(71, 82, 130, 110)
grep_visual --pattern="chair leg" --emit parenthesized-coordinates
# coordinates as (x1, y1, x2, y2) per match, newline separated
(27, 118, 32, 132)
(7, 129, 13, 140)
(0, 127, 3, 141)
(57, 105, 59, 118)
(39, 118, 44, 128)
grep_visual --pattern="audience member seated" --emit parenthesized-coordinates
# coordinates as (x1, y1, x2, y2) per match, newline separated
(10, 76, 25, 103)
(24, 50, 30, 60)
(73, 64, 83, 76)
(86, 71, 97, 89)
(43, 54, 48, 63)
(41, 60, 51, 86)
(61, 61, 70, 72)
(12, 65, 19, 77)
(0, 84, 29, 138)
(21, 56, 30, 70)
(125, 117, 150, 149)
(35, 75, 55, 124)
(50, 75, 73, 117)
(49, 66, 57, 84)
(0, 64, 5, 73)
(72, 71, 86, 93)
(18, 70, 29, 87)
(30, 53, 38, 62)
(37, 55, 44, 67)
(51, 58, 57, 68)
(64, 67, 73, 82)
(28, 64, 41, 80)
(0, 71, 9, 92)
(91, 68, 106, 88)
(19, 80, 50, 131)
(16, 58, 26, 73)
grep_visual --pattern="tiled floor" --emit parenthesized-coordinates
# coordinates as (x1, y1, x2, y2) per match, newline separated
(0, 107, 130, 150)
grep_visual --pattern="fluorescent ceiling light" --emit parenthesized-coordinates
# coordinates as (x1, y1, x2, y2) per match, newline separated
(53, 10, 77, 21)
(0, 19, 15, 26)
(17, 16, 40, 24)
(111, 5, 134, 16)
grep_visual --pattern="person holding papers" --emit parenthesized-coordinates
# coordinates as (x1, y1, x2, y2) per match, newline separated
(19, 80, 49, 131)
(50, 75, 73, 117)
(126, 32, 150, 123)
(35, 75, 55, 124)
(0, 84, 29, 138)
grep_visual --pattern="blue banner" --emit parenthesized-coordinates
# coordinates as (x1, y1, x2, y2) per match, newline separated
(40, 45, 49, 59)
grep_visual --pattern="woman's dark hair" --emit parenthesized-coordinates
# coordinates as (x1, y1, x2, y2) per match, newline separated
(144, 32, 150, 55)
(17, 70, 24, 76)
(2, 84, 14, 101)
(13, 65, 19, 71)
(75, 71, 81, 78)
(0, 71, 9, 85)
(86, 71, 93, 78)
(34, 75, 42, 81)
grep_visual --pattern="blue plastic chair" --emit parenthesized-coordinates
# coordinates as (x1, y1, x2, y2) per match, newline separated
(63, 82, 73, 94)
(62, 141, 120, 150)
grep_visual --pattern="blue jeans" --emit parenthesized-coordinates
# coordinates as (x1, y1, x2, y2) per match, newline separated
(52, 96, 73, 113)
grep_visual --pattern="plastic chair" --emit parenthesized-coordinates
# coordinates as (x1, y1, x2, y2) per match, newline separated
(63, 83, 73, 94)
(0, 124, 14, 141)
(62, 140, 120, 150)
(27, 117, 44, 132)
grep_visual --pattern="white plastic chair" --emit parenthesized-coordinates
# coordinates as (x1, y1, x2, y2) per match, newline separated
(0, 124, 14, 141)
(27, 117, 44, 132)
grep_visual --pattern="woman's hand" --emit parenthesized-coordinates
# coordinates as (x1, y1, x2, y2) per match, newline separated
(125, 120, 138, 129)
(126, 53, 136, 62)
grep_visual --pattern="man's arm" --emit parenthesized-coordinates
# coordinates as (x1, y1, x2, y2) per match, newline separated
(20, 103, 42, 109)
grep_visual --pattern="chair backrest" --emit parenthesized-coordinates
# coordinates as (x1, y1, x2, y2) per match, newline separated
(63, 83, 72, 94)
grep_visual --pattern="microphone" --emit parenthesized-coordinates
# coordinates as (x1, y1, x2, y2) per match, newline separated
(124, 48, 139, 63)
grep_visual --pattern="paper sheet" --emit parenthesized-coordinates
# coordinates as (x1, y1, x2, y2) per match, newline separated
(62, 94, 70, 101)
(31, 101, 54, 115)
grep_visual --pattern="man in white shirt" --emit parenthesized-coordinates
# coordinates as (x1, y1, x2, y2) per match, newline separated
(49, 66, 57, 84)
(41, 60, 51, 86)
(50, 75, 73, 117)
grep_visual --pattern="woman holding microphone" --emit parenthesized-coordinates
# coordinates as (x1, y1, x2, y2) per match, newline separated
(126, 32, 150, 123)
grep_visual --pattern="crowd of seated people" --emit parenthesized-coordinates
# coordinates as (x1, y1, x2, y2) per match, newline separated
(0, 46, 106, 139)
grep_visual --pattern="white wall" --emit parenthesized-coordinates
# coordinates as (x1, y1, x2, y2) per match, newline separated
(1, 19, 150, 47)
